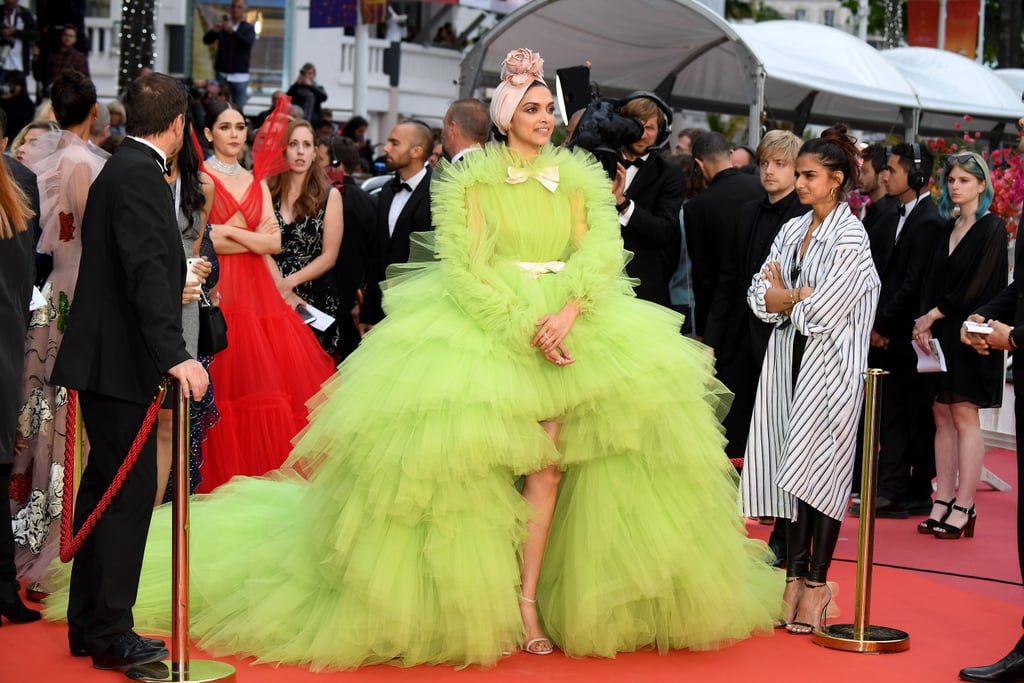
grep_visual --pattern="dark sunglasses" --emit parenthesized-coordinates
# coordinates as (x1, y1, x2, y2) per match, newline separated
(945, 153, 975, 168)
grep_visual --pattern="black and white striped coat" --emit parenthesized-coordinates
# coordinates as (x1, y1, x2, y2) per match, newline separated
(740, 202, 880, 521)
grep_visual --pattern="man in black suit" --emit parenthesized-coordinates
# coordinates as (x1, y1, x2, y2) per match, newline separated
(704, 130, 806, 468)
(611, 94, 683, 307)
(50, 72, 208, 671)
(359, 119, 433, 331)
(685, 131, 764, 339)
(957, 121, 1024, 683)
(0, 118, 41, 628)
(849, 142, 943, 519)
(858, 143, 900, 272)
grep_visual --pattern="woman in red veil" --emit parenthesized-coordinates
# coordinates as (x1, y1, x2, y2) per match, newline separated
(197, 98, 334, 492)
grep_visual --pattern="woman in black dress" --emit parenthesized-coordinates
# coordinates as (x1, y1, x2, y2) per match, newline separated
(913, 151, 1008, 539)
(267, 117, 343, 357)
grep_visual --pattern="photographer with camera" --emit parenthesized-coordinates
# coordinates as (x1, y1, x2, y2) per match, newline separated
(0, 0, 36, 84)
(203, 0, 255, 110)
(607, 94, 684, 308)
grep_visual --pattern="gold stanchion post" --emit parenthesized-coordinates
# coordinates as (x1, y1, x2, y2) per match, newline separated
(128, 379, 236, 682)
(812, 368, 910, 653)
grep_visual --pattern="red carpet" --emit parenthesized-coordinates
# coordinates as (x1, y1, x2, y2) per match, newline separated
(3, 450, 1022, 683)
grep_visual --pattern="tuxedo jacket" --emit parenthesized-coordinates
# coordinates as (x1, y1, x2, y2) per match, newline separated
(872, 195, 944, 368)
(360, 166, 433, 325)
(621, 154, 684, 306)
(684, 167, 765, 337)
(863, 195, 900, 273)
(51, 137, 190, 405)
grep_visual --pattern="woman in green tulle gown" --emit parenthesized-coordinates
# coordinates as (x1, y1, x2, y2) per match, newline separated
(43, 48, 781, 670)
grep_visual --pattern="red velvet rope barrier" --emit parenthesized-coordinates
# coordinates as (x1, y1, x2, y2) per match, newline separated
(59, 383, 166, 563)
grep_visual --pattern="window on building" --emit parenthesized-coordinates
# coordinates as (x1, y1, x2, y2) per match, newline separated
(794, 8, 806, 21)
(824, 9, 835, 26)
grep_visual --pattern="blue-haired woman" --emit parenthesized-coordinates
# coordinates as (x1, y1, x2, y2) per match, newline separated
(913, 151, 1008, 539)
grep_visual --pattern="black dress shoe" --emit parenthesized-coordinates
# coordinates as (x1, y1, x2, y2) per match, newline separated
(906, 498, 935, 516)
(71, 631, 166, 657)
(960, 651, 1024, 682)
(0, 596, 42, 624)
(848, 497, 908, 519)
(91, 631, 169, 670)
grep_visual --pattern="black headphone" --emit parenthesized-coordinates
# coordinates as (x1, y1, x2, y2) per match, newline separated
(907, 142, 926, 191)
(619, 91, 672, 152)
(328, 136, 342, 168)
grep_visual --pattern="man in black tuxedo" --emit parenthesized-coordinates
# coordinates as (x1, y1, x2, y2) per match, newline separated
(610, 94, 683, 307)
(0, 120, 41, 628)
(685, 131, 764, 338)
(703, 130, 806, 467)
(359, 119, 433, 331)
(50, 72, 208, 671)
(858, 143, 900, 272)
(849, 142, 943, 519)
(957, 121, 1024, 683)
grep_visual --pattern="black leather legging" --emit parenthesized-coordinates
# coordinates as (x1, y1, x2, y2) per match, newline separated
(786, 498, 842, 583)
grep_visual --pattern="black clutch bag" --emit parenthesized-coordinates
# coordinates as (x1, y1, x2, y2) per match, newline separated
(197, 290, 228, 356)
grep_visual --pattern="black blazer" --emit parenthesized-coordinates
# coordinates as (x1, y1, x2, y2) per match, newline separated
(863, 195, 900, 273)
(872, 195, 944, 367)
(51, 138, 190, 405)
(360, 167, 433, 325)
(976, 234, 1024, 378)
(621, 154, 684, 306)
(334, 176, 377, 311)
(3, 156, 43, 286)
(684, 167, 765, 337)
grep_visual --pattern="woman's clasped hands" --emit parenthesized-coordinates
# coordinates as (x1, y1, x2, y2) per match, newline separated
(532, 303, 579, 367)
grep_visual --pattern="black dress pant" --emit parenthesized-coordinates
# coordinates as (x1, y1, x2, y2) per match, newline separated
(67, 390, 158, 656)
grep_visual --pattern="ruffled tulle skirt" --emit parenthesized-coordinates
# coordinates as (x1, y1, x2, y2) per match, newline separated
(44, 256, 781, 669)
(198, 252, 335, 493)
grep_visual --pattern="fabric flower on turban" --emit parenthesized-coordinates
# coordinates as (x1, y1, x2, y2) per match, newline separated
(490, 48, 546, 135)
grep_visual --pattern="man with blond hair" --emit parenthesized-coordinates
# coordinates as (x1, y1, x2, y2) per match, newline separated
(703, 129, 808, 476)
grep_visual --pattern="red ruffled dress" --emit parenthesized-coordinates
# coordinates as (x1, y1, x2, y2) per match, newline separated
(198, 173, 335, 493)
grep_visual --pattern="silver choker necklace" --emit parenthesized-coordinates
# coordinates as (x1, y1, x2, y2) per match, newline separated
(207, 156, 242, 175)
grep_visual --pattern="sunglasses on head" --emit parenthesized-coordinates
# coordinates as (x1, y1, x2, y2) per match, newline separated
(945, 153, 975, 168)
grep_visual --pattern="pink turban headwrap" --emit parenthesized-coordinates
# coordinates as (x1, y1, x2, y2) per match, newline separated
(489, 48, 546, 135)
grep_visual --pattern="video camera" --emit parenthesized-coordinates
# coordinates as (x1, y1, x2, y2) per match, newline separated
(566, 91, 673, 179)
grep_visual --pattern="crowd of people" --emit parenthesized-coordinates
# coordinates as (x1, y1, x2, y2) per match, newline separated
(0, 39, 1021, 681)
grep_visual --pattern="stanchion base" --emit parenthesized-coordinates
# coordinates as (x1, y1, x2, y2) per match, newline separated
(812, 623, 910, 653)
(125, 659, 236, 682)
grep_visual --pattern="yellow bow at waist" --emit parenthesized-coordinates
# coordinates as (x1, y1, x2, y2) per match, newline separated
(506, 165, 560, 193)
(515, 261, 566, 278)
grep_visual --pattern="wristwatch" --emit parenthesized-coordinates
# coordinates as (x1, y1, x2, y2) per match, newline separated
(616, 199, 630, 214)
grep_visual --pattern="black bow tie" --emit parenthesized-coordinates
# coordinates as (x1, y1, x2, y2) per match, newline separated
(391, 176, 412, 192)
(897, 204, 906, 217)
(622, 157, 645, 169)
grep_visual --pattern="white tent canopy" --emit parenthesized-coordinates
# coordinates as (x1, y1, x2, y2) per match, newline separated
(881, 48, 1023, 138)
(995, 69, 1024, 105)
(731, 21, 919, 133)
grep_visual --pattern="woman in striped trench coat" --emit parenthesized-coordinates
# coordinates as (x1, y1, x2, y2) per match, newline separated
(740, 125, 880, 635)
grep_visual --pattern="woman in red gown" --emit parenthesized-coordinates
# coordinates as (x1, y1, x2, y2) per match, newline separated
(198, 100, 335, 492)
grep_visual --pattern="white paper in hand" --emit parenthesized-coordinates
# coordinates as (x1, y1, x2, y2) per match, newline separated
(914, 338, 947, 373)
(29, 287, 46, 311)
